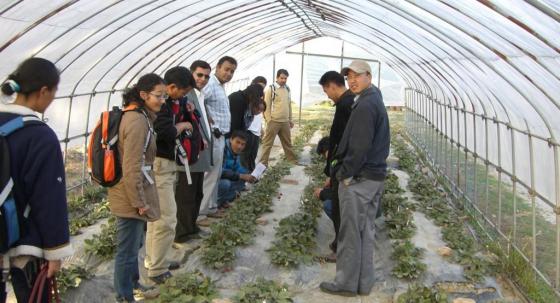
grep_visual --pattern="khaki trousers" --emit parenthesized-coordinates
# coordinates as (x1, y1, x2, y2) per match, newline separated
(145, 157, 177, 277)
(259, 121, 296, 165)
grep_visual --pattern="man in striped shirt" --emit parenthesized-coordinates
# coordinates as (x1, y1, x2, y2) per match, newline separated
(201, 56, 237, 217)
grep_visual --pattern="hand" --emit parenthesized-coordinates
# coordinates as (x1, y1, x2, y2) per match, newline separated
(313, 187, 322, 199)
(289, 121, 294, 128)
(203, 139, 208, 149)
(240, 174, 257, 183)
(324, 177, 331, 188)
(47, 260, 61, 278)
(208, 117, 214, 125)
(176, 122, 193, 133)
(186, 102, 195, 112)
(138, 206, 149, 215)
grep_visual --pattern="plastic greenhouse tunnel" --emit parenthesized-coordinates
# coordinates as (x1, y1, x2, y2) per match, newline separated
(1, 1, 559, 302)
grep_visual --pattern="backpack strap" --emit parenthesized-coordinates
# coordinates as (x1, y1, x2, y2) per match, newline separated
(0, 115, 42, 136)
(270, 84, 276, 114)
(136, 109, 155, 185)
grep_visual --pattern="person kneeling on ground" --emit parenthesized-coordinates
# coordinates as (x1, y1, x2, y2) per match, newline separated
(217, 131, 256, 211)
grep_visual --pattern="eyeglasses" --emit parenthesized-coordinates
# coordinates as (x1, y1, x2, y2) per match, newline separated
(195, 73, 210, 80)
(150, 92, 168, 100)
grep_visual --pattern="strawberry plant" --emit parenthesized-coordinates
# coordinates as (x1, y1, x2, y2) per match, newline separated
(156, 271, 218, 303)
(234, 278, 293, 303)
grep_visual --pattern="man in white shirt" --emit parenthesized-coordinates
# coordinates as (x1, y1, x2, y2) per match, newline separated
(201, 56, 237, 218)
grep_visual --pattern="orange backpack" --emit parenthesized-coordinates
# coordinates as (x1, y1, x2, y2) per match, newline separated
(87, 105, 149, 187)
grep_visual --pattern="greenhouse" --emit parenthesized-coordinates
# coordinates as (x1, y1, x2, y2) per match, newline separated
(0, 0, 559, 302)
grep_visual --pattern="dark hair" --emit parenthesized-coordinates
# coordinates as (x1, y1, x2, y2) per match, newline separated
(316, 136, 330, 155)
(1, 57, 60, 96)
(230, 130, 248, 141)
(164, 66, 195, 89)
(122, 73, 165, 107)
(319, 71, 345, 87)
(251, 76, 267, 86)
(276, 69, 289, 77)
(217, 56, 237, 67)
(189, 60, 211, 72)
(243, 84, 264, 112)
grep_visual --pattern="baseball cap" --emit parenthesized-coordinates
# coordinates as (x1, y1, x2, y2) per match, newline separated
(341, 60, 371, 76)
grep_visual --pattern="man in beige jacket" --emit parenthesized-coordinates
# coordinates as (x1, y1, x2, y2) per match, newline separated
(259, 69, 297, 166)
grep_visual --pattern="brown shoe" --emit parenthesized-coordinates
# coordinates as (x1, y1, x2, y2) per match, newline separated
(325, 252, 336, 263)
(197, 218, 212, 227)
(207, 210, 226, 218)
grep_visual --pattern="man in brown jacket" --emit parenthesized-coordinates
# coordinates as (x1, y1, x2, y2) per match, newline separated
(259, 69, 297, 166)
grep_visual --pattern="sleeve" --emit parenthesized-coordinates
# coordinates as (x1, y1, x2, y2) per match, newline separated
(153, 104, 177, 141)
(24, 128, 73, 259)
(263, 86, 272, 121)
(337, 105, 377, 180)
(221, 155, 240, 181)
(221, 169, 240, 181)
(319, 187, 332, 201)
(121, 115, 150, 208)
(288, 90, 292, 122)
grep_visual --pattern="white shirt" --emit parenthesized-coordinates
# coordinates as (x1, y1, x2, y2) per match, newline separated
(248, 113, 263, 137)
(195, 89, 211, 138)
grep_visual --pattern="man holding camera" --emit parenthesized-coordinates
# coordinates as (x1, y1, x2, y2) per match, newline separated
(201, 56, 237, 218)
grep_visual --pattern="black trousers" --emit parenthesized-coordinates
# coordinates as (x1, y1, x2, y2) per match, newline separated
(331, 179, 341, 251)
(175, 171, 204, 243)
(1, 258, 48, 303)
(241, 131, 260, 172)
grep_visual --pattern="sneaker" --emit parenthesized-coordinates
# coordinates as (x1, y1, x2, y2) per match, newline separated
(207, 210, 226, 218)
(149, 271, 172, 285)
(197, 218, 212, 227)
(133, 284, 159, 300)
(324, 252, 336, 263)
(168, 261, 180, 271)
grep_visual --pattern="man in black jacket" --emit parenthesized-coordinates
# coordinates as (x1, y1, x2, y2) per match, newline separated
(146, 66, 195, 284)
(320, 60, 390, 297)
(318, 71, 355, 259)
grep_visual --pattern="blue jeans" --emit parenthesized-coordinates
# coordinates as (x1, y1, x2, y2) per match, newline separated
(114, 217, 145, 301)
(323, 199, 333, 221)
(217, 179, 245, 207)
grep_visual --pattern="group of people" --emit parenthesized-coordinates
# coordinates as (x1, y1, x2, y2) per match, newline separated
(0, 55, 389, 302)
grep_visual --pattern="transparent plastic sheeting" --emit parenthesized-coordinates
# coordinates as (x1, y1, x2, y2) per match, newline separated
(0, 0, 559, 136)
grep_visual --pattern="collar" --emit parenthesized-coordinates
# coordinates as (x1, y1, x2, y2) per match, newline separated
(0, 103, 38, 117)
(212, 74, 224, 86)
(274, 82, 286, 89)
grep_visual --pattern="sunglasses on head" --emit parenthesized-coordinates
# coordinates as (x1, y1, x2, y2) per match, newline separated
(196, 73, 210, 79)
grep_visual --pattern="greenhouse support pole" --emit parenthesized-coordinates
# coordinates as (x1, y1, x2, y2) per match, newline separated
(485, 117, 490, 218)
(526, 123, 536, 266)
(554, 144, 560, 287)
(511, 126, 517, 245)
(298, 42, 304, 125)
(272, 54, 276, 83)
(377, 62, 381, 89)
(473, 111, 477, 206)
(340, 41, 344, 71)
(497, 121, 503, 234)
(464, 108, 468, 196)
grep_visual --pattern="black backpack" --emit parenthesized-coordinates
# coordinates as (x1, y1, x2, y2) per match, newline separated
(0, 115, 42, 253)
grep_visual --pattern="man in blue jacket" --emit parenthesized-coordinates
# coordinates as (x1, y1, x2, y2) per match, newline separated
(320, 60, 390, 297)
(218, 130, 256, 209)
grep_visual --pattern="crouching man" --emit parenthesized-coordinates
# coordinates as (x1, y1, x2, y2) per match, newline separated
(217, 131, 257, 210)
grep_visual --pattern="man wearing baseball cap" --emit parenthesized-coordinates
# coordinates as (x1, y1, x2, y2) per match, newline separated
(320, 60, 390, 297)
